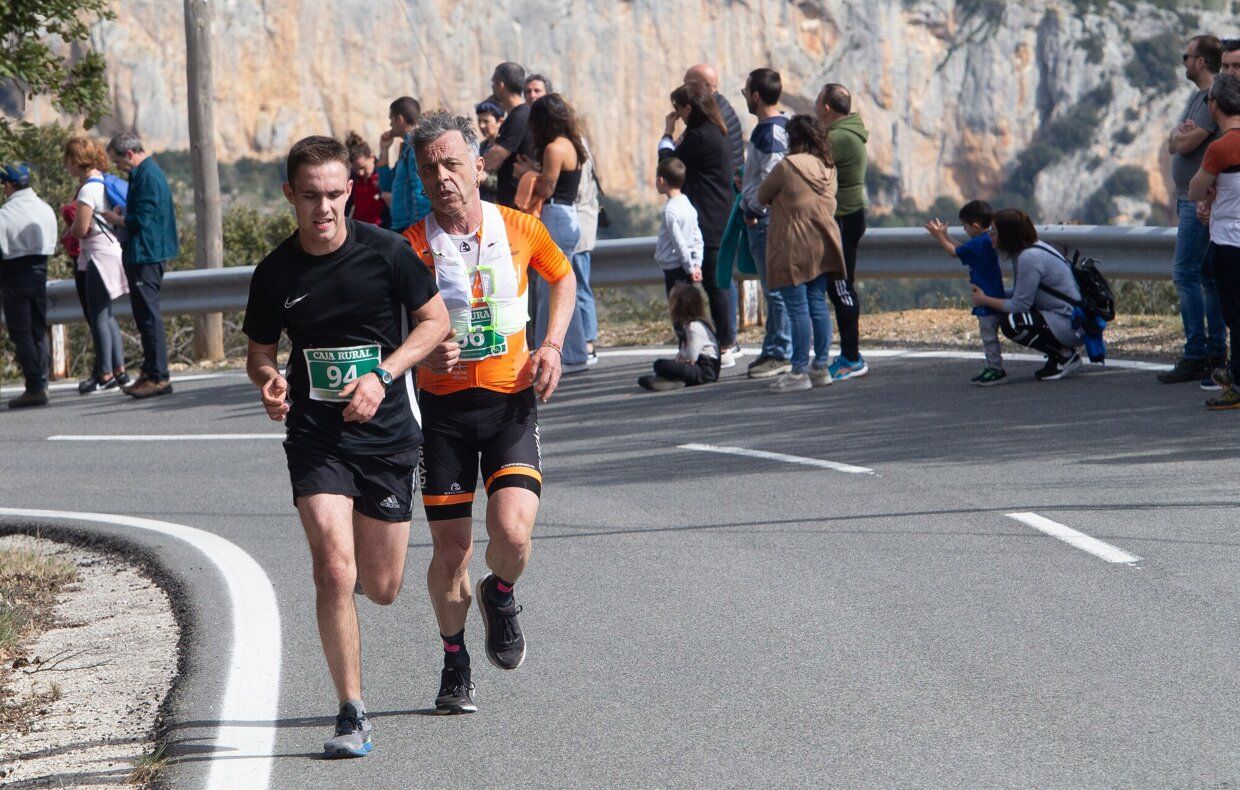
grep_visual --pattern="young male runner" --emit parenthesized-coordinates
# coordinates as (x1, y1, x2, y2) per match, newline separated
(243, 136, 449, 757)
(403, 112, 575, 713)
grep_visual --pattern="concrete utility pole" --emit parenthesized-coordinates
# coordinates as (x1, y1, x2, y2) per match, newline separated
(184, 0, 224, 362)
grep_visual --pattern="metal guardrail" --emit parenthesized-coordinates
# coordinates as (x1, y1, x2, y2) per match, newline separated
(42, 225, 1177, 325)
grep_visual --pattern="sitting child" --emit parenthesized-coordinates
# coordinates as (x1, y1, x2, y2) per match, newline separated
(638, 283, 721, 391)
(925, 200, 1007, 386)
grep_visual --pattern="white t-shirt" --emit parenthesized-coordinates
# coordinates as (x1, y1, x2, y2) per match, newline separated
(75, 180, 111, 237)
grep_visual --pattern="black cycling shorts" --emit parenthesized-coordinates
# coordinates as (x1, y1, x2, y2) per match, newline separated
(418, 387, 542, 522)
(285, 445, 418, 523)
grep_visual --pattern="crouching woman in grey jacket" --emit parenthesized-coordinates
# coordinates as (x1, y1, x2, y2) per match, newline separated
(971, 208, 1084, 381)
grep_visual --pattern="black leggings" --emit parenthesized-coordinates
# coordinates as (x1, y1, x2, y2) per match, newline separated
(829, 210, 866, 361)
(1209, 242, 1240, 383)
(653, 355, 721, 386)
(1000, 310, 1073, 361)
(700, 246, 734, 348)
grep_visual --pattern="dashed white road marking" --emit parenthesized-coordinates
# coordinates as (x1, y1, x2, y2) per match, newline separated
(0, 507, 281, 790)
(1006, 511, 1142, 565)
(679, 443, 874, 475)
(49, 434, 284, 442)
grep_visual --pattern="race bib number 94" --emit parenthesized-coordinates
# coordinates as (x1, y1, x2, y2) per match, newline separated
(304, 344, 381, 402)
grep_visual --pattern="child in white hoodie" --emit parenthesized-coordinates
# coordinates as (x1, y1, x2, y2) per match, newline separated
(639, 284, 721, 391)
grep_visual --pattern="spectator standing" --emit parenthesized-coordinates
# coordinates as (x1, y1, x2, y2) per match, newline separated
(659, 83, 737, 362)
(817, 83, 870, 382)
(638, 283, 720, 391)
(654, 157, 704, 291)
(524, 74, 551, 103)
(345, 132, 385, 226)
(1222, 39, 1240, 76)
(684, 64, 745, 182)
(377, 97, 431, 232)
(756, 115, 847, 393)
(1189, 72, 1240, 409)
(1159, 34, 1228, 385)
(738, 68, 792, 380)
(0, 164, 57, 408)
(105, 132, 179, 399)
(574, 134, 601, 363)
(519, 93, 590, 373)
(971, 209, 1084, 381)
(925, 201, 1007, 386)
(476, 100, 505, 204)
(483, 62, 534, 208)
(64, 136, 131, 394)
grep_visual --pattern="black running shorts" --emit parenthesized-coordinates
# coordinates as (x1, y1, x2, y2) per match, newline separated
(285, 446, 418, 523)
(418, 387, 542, 522)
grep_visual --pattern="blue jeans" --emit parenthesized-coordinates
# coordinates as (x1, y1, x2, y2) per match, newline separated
(571, 251, 598, 343)
(534, 203, 588, 366)
(748, 217, 791, 359)
(1173, 199, 1226, 361)
(777, 273, 833, 374)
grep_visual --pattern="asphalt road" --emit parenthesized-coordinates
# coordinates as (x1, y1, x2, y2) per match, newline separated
(1, 349, 1237, 788)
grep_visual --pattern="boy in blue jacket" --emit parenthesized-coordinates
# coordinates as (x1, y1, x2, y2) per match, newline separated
(925, 200, 1006, 385)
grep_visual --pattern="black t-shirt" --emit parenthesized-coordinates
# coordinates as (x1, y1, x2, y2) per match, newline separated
(495, 103, 533, 208)
(243, 220, 439, 456)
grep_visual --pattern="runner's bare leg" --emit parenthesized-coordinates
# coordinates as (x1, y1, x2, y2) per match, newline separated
(427, 518, 474, 634)
(298, 494, 364, 703)
(485, 487, 538, 583)
(353, 512, 411, 605)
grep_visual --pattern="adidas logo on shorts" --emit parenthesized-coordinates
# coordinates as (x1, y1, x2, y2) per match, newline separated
(378, 494, 401, 510)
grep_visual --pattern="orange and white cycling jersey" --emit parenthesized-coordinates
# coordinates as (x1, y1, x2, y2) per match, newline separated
(404, 203, 571, 395)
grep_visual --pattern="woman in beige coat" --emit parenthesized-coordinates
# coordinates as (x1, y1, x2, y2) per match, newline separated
(757, 114, 848, 392)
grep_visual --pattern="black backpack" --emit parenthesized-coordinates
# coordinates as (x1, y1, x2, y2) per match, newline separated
(1035, 242, 1116, 324)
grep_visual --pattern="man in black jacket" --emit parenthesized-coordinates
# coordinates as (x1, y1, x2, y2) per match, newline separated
(685, 63, 745, 182)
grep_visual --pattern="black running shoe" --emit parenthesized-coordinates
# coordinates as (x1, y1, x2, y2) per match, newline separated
(435, 666, 478, 714)
(476, 573, 526, 670)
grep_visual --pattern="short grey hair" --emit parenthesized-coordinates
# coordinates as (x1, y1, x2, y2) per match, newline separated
(410, 112, 480, 159)
(107, 131, 144, 156)
(1212, 72, 1240, 116)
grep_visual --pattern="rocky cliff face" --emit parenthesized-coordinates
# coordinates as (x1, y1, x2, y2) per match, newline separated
(12, 0, 1232, 220)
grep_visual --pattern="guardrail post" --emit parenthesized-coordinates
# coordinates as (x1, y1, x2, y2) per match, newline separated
(739, 280, 762, 329)
(48, 324, 68, 380)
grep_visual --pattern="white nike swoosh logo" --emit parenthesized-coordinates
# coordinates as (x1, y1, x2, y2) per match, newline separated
(283, 294, 309, 309)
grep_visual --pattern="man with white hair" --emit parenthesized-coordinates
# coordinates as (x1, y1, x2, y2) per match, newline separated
(403, 111, 576, 715)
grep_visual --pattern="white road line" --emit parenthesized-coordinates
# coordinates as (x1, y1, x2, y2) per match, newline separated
(1006, 511, 1142, 565)
(49, 434, 285, 442)
(0, 507, 281, 790)
(598, 347, 1170, 371)
(0, 372, 242, 397)
(680, 443, 874, 474)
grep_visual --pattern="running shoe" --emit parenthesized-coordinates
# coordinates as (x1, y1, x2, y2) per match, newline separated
(78, 376, 103, 394)
(476, 574, 526, 670)
(747, 355, 791, 379)
(769, 372, 811, 393)
(113, 372, 132, 389)
(1039, 352, 1082, 381)
(809, 365, 833, 387)
(435, 666, 478, 714)
(1206, 388, 1240, 410)
(719, 347, 736, 369)
(638, 375, 686, 392)
(1212, 366, 1234, 389)
(1200, 375, 1223, 391)
(827, 356, 868, 382)
(323, 701, 373, 758)
(972, 368, 1008, 387)
(586, 349, 599, 366)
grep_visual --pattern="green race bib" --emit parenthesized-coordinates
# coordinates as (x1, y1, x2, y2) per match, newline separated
(303, 344, 381, 402)
(457, 306, 508, 362)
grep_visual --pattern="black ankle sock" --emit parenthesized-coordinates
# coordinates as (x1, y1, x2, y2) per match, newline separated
(489, 575, 515, 606)
(442, 629, 470, 668)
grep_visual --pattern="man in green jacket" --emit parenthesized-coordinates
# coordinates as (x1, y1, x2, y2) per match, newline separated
(105, 132, 179, 398)
(817, 83, 870, 381)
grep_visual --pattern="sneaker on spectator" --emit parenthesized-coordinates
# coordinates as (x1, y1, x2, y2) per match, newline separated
(1205, 388, 1240, 410)
(1211, 366, 1234, 390)
(586, 349, 599, 366)
(1038, 352, 1082, 381)
(121, 375, 149, 395)
(719, 347, 737, 369)
(973, 368, 1008, 387)
(727, 344, 745, 359)
(747, 355, 791, 379)
(827, 356, 868, 382)
(809, 365, 833, 387)
(768, 372, 811, 393)
(128, 379, 173, 399)
(1156, 357, 1208, 384)
(1201, 375, 1223, 391)
(77, 376, 103, 394)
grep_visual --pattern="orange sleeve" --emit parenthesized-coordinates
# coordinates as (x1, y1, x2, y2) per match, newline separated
(402, 223, 434, 268)
(519, 211, 572, 283)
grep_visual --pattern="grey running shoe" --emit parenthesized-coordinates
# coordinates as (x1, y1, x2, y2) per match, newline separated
(323, 701, 373, 758)
(747, 355, 791, 379)
(476, 574, 526, 670)
(435, 666, 478, 714)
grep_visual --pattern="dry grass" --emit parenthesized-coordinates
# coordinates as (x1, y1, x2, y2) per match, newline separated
(0, 546, 77, 659)
(128, 743, 169, 786)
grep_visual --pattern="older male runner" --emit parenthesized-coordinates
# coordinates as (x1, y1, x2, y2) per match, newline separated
(403, 112, 575, 714)
(243, 136, 450, 757)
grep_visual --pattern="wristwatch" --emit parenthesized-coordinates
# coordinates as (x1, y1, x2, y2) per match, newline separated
(373, 367, 394, 390)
